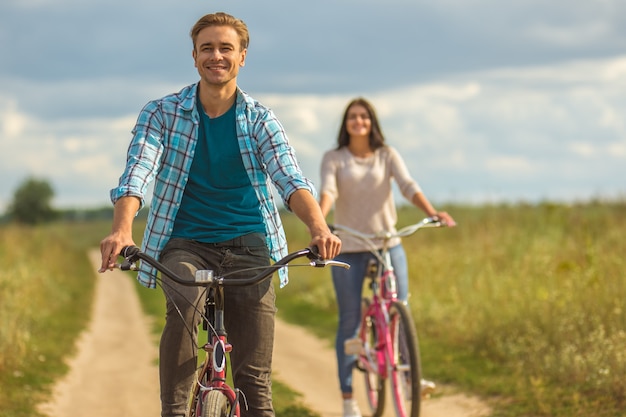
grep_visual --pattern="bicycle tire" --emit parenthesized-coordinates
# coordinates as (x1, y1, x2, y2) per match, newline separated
(202, 390, 231, 417)
(358, 298, 386, 417)
(389, 301, 421, 417)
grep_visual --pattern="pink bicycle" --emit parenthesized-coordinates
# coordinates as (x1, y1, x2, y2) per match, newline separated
(330, 217, 448, 417)
(115, 245, 349, 417)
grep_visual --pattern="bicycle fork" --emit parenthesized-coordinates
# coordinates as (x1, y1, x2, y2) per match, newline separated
(379, 303, 397, 380)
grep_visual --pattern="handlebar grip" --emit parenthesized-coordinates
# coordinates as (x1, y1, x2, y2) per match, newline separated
(120, 245, 140, 258)
(307, 246, 321, 260)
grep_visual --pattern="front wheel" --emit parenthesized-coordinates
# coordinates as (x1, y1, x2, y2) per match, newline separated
(389, 301, 421, 417)
(202, 390, 231, 417)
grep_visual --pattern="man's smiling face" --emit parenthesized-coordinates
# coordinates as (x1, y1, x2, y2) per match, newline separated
(193, 25, 246, 87)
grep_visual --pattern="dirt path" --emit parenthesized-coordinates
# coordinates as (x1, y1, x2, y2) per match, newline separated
(39, 250, 490, 417)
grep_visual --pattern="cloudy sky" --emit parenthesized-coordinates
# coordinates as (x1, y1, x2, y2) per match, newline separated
(1, 0, 625, 212)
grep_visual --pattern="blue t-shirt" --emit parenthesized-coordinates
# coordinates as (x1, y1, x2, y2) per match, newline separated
(171, 99, 264, 242)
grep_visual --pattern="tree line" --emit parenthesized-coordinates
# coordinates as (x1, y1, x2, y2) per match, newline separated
(2, 177, 124, 224)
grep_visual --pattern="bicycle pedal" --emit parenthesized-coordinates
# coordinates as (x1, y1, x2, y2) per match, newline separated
(355, 362, 367, 373)
(344, 338, 363, 355)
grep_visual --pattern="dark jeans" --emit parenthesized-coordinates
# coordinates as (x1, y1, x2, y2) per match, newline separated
(158, 235, 275, 417)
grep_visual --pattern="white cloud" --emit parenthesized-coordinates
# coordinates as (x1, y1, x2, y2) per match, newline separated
(1, 99, 28, 138)
(485, 155, 534, 174)
(0, 99, 135, 209)
(569, 142, 597, 157)
(525, 21, 611, 47)
(608, 142, 626, 157)
(603, 57, 626, 81)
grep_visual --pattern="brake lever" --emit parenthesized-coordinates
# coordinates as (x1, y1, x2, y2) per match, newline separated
(115, 260, 139, 271)
(305, 246, 350, 269)
(310, 259, 351, 269)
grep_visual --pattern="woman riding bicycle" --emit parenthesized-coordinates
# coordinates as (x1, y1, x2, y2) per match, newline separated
(319, 97, 456, 417)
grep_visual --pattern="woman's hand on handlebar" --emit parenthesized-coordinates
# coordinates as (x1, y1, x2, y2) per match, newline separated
(433, 211, 457, 227)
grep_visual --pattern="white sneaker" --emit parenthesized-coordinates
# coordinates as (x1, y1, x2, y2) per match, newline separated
(342, 399, 362, 417)
(421, 379, 436, 398)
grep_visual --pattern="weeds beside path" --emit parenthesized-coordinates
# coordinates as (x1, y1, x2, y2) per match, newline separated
(38, 251, 160, 417)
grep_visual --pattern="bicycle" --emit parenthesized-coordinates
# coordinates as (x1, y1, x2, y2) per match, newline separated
(114, 245, 350, 417)
(329, 216, 449, 417)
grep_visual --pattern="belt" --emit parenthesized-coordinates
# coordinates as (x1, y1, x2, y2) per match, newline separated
(210, 232, 266, 247)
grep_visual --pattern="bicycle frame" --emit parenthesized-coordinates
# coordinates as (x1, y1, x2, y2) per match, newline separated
(189, 284, 240, 417)
(330, 217, 445, 417)
(360, 251, 397, 375)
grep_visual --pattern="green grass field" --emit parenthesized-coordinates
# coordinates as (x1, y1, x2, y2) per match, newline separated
(1, 201, 625, 416)
(277, 201, 626, 417)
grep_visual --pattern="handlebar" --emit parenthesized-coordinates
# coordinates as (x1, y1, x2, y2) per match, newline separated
(329, 216, 447, 241)
(328, 216, 449, 268)
(115, 245, 350, 287)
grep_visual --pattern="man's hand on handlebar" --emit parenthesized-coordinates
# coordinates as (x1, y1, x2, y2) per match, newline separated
(98, 232, 136, 273)
(309, 228, 342, 260)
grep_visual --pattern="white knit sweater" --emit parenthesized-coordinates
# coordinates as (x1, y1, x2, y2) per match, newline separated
(319, 146, 422, 253)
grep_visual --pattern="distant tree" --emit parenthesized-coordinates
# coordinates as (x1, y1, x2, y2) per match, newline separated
(7, 177, 58, 224)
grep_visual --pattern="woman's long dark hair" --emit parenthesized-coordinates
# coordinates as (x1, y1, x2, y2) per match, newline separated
(336, 97, 386, 150)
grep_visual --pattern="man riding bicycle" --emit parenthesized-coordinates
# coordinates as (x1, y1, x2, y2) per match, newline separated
(99, 12, 341, 417)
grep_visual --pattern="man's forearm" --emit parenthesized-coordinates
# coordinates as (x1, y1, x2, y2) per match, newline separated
(289, 189, 330, 236)
(111, 196, 141, 235)
(287, 189, 341, 259)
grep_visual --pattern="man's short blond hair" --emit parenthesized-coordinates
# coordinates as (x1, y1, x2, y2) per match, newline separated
(190, 12, 250, 51)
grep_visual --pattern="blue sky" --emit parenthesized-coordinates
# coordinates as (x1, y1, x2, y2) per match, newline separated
(1, 0, 625, 211)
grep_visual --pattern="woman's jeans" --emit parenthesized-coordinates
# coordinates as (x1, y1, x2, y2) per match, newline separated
(158, 236, 275, 417)
(331, 244, 409, 394)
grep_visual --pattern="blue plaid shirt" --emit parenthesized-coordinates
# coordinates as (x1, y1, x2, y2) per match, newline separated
(110, 83, 315, 288)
